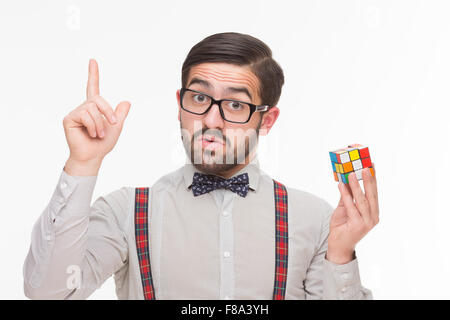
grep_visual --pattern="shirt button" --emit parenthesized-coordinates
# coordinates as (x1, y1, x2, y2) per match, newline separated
(223, 251, 231, 258)
(45, 235, 52, 241)
(60, 181, 68, 189)
(341, 286, 347, 293)
(223, 211, 230, 217)
(341, 272, 349, 281)
(224, 295, 231, 300)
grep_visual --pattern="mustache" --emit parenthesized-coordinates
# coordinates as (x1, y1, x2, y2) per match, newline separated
(193, 128, 229, 145)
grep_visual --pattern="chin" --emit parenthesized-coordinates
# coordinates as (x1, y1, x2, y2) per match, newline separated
(193, 157, 237, 175)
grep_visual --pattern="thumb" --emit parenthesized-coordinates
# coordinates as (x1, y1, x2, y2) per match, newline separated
(114, 101, 131, 124)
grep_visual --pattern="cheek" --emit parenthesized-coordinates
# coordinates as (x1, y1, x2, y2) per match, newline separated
(181, 112, 198, 129)
(180, 112, 207, 145)
(225, 124, 256, 147)
(249, 113, 262, 127)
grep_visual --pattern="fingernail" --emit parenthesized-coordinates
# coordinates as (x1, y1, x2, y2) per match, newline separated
(111, 115, 117, 123)
(100, 130, 105, 138)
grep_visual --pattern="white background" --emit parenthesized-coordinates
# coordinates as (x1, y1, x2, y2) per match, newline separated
(1, 0, 449, 299)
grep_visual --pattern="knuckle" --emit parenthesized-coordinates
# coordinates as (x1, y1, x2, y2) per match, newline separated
(356, 199, 367, 211)
(362, 198, 370, 208)
(80, 109, 89, 118)
(62, 115, 70, 125)
(97, 121, 104, 130)
(89, 95, 101, 104)
(83, 101, 95, 110)
(87, 102, 98, 112)
(88, 107, 102, 122)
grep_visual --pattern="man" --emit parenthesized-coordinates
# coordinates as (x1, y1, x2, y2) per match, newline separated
(23, 32, 378, 300)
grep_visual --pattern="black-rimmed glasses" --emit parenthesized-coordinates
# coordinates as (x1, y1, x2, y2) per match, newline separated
(180, 88, 269, 124)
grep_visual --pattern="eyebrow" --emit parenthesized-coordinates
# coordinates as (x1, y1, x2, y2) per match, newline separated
(187, 77, 253, 101)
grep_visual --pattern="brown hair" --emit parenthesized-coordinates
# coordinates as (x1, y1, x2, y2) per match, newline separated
(181, 32, 284, 107)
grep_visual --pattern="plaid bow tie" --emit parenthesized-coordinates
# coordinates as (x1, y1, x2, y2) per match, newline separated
(191, 172, 250, 197)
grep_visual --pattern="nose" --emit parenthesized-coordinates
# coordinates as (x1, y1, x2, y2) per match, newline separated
(203, 103, 224, 129)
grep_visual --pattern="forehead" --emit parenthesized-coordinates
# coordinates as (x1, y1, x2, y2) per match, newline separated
(186, 62, 261, 103)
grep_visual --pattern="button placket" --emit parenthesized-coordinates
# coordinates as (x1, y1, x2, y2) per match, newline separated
(218, 191, 235, 300)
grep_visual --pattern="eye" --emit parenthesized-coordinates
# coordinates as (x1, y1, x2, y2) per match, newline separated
(193, 94, 208, 103)
(228, 101, 243, 110)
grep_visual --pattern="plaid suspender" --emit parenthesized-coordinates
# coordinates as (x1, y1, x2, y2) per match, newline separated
(134, 180, 289, 300)
(272, 179, 289, 300)
(134, 187, 156, 300)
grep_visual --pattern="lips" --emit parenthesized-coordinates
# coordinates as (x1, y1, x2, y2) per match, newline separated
(198, 135, 225, 145)
(196, 135, 225, 151)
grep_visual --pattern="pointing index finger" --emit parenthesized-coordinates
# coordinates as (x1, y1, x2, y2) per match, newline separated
(87, 59, 100, 99)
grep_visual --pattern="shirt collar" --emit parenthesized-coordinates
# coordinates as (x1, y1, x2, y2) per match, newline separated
(183, 156, 261, 192)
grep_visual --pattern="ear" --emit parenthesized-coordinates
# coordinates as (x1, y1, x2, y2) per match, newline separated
(176, 89, 181, 121)
(258, 106, 280, 136)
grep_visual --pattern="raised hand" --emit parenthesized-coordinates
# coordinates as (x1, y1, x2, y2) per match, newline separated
(326, 165, 379, 264)
(63, 59, 131, 175)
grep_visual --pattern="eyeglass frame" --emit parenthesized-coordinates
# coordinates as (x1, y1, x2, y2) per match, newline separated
(179, 87, 270, 124)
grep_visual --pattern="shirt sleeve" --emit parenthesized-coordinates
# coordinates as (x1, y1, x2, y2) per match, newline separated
(23, 169, 132, 300)
(304, 200, 373, 300)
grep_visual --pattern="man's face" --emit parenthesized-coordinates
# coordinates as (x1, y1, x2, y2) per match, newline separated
(176, 62, 276, 176)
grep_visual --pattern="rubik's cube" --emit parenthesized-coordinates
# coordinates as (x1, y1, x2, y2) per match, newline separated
(329, 144, 374, 183)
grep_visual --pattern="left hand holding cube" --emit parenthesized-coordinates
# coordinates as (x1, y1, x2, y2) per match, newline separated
(326, 144, 379, 265)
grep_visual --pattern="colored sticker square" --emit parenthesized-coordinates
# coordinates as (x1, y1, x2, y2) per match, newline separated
(355, 169, 363, 180)
(329, 152, 337, 163)
(349, 149, 360, 161)
(345, 172, 350, 183)
(343, 161, 354, 173)
(359, 147, 370, 159)
(340, 152, 350, 163)
(335, 151, 344, 163)
(369, 167, 375, 177)
(352, 159, 362, 171)
(333, 171, 338, 181)
(362, 157, 372, 168)
(342, 173, 349, 184)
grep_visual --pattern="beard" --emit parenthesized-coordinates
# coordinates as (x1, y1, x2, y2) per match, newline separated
(180, 117, 262, 176)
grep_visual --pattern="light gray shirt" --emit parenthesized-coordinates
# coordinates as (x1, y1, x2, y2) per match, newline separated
(23, 156, 372, 300)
